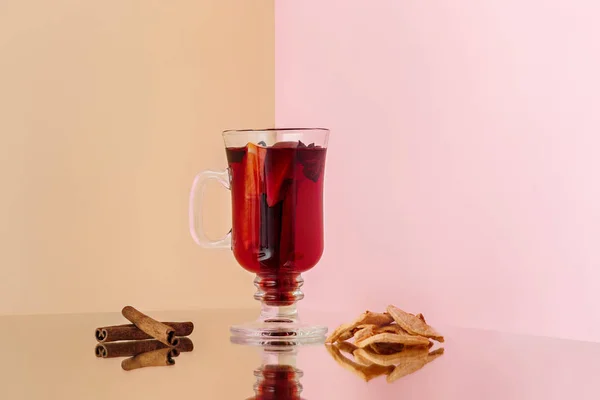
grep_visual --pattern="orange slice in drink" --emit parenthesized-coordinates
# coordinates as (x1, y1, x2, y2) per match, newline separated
(240, 143, 265, 252)
(245, 143, 265, 193)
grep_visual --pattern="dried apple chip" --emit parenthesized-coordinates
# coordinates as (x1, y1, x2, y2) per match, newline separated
(355, 332, 431, 348)
(386, 347, 444, 383)
(368, 342, 405, 355)
(353, 349, 374, 366)
(356, 311, 394, 327)
(336, 341, 358, 355)
(325, 311, 393, 344)
(326, 344, 393, 382)
(337, 329, 354, 342)
(427, 347, 445, 361)
(353, 324, 377, 343)
(342, 324, 374, 342)
(387, 305, 444, 343)
(325, 323, 353, 344)
(354, 346, 429, 367)
(376, 324, 407, 335)
(386, 355, 428, 383)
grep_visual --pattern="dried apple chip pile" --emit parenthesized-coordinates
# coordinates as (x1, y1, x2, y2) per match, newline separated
(325, 305, 445, 383)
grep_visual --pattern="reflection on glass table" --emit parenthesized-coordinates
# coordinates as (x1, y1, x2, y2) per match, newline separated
(2, 309, 600, 399)
(245, 344, 305, 400)
(242, 337, 445, 399)
(326, 341, 444, 383)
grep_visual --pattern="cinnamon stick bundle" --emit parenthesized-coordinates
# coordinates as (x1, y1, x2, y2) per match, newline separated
(95, 321, 194, 343)
(121, 306, 181, 346)
(121, 348, 179, 371)
(95, 337, 194, 358)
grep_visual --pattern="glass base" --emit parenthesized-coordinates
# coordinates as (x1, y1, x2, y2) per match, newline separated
(230, 304, 327, 345)
(230, 321, 327, 345)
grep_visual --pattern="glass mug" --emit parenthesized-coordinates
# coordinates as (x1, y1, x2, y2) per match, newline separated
(248, 344, 304, 399)
(189, 128, 329, 342)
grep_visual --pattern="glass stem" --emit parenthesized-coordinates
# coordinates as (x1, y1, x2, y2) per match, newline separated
(260, 303, 299, 322)
(254, 274, 304, 322)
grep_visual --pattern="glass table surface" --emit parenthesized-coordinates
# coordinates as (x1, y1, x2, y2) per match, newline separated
(1, 308, 598, 399)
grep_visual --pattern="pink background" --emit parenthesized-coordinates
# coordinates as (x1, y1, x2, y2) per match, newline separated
(276, 0, 600, 341)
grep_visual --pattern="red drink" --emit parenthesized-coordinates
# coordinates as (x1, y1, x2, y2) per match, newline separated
(249, 365, 304, 400)
(191, 128, 329, 340)
(226, 141, 326, 306)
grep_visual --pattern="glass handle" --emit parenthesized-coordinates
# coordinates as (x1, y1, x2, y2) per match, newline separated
(189, 169, 232, 248)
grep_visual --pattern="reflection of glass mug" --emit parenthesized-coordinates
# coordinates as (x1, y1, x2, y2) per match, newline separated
(189, 128, 329, 342)
(247, 345, 304, 400)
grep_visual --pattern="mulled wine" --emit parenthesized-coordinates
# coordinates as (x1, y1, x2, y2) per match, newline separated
(190, 128, 330, 341)
(226, 142, 326, 306)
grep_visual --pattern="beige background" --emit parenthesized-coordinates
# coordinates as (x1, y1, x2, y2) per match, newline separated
(0, 0, 274, 314)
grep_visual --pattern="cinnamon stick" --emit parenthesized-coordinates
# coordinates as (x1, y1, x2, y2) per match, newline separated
(95, 321, 194, 343)
(121, 306, 180, 347)
(95, 337, 194, 358)
(121, 348, 179, 371)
